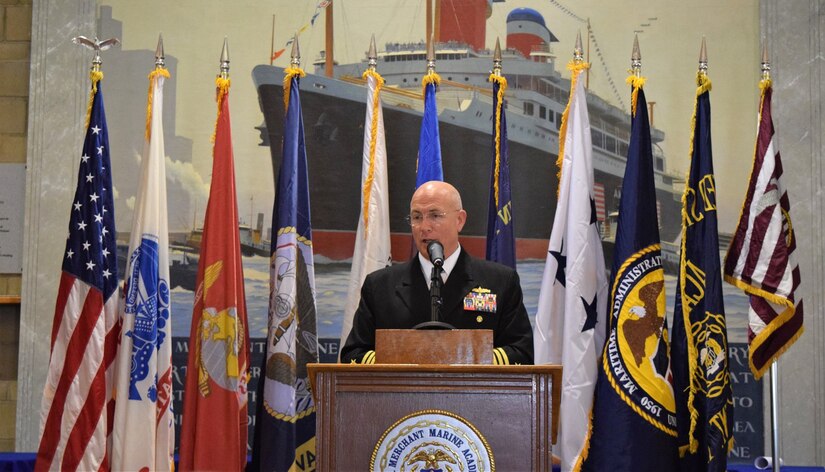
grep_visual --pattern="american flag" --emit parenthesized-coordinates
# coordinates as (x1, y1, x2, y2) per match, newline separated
(36, 80, 120, 472)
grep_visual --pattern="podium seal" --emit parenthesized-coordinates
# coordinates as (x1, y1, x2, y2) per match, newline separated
(371, 409, 494, 472)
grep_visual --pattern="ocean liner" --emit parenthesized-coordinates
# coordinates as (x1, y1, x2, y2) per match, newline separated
(252, 2, 682, 262)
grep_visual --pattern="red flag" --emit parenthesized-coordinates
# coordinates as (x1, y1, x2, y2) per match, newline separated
(179, 77, 251, 471)
(724, 80, 803, 379)
(271, 48, 286, 62)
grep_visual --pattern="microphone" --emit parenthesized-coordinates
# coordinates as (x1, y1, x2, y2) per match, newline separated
(427, 241, 445, 266)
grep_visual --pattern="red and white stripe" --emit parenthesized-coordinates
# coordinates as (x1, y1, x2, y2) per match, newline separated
(594, 182, 605, 222)
(36, 274, 119, 472)
(724, 85, 803, 378)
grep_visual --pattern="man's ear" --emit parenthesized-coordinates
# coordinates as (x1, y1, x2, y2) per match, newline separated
(456, 209, 467, 232)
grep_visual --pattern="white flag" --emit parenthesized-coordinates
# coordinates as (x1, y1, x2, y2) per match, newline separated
(533, 65, 608, 472)
(340, 69, 392, 348)
(111, 69, 174, 471)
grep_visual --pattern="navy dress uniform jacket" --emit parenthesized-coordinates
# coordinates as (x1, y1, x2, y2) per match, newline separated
(341, 249, 534, 365)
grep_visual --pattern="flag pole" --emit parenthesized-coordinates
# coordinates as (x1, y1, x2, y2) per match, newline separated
(270, 15, 276, 65)
(759, 38, 782, 472)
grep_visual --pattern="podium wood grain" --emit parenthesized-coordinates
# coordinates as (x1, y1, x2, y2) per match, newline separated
(309, 364, 561, 471)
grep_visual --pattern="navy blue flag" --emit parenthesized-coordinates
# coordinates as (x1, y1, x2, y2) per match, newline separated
(416, 73, 443, 187)
(671, 73, 733, 471)
(251, 67, 319, 471)
(583, 78, 678, 471)
(486, 75, 516, 268)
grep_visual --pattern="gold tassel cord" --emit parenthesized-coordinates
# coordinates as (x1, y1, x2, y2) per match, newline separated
(421, 70, 442, 92)
(84, 70, 104, 129)
(556, 61, 591, 197)
(145, 68, 171, 141)
(212, 77, 231, 143)
(283, 66, 307, 113)
(625, 74, 647, 117)
(488, 74, 508, 207)
(360, 69, 385, 235)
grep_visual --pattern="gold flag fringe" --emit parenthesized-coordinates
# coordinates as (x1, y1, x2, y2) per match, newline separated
(556, 61, 590, 197)
(488, 73, 508, 207)
(211, 77, 231, 143)
(361, 69, 385, 235)
(145, 68, 171, 141)
(625, 74, 647, 116)
(421, 70, 441, 92)
(283, 66, 306, 113)
(84, 70, 104, 128)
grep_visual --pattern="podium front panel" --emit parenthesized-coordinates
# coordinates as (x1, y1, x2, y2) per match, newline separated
(310, 364, 560, 471)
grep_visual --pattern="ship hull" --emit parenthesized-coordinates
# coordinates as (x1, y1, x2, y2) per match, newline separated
(255, 68, 681, 261)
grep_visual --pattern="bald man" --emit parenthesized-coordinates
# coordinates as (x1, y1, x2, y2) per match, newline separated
(341, 181, 534, 365)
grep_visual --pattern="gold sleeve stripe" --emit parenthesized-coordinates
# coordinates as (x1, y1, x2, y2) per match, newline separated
(361, 350, 376, 364)
(493, 348, 510, 365)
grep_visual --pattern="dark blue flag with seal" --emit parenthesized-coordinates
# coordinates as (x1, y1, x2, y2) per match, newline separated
(486, 74, 516, 268)
(583, 76, 678, 471)
(671, 72, 733, 471)
(251, 64, 319, 472)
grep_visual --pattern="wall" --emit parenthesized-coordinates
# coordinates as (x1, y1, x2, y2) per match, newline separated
(761, 0, 825, 465)
(0, 0, 30, 453)
(17, 0, 95, 452)
(10, 0, 825, 466)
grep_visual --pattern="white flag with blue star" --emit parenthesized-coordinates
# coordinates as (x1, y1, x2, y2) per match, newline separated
(533, 63, 608, 472)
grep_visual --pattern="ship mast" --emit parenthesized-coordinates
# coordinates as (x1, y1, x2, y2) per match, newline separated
(325, 1, 334, 77)
(426, 0, 433, 47)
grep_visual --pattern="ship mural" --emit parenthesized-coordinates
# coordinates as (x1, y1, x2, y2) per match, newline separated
(252, 1, 682, 263)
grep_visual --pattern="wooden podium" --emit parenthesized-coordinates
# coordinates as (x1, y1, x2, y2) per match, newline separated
(309, 329, 561, 470)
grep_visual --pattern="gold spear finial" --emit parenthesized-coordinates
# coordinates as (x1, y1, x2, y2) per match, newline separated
(290, 34, 301, 68)
(631, 34, 642, 77)
(761, 38, 771, 81)
(492, 37, 502, 77)
(219, 37, 230, 79)
(155, 34, 165, 69)
(367, 34, 377, 71)
(574, 30, 584, 63)
(698, 36, 708, 76)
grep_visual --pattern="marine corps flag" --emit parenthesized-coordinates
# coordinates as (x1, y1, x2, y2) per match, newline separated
(111, 53, 174, 471)
(671, 69, 733, 471)
(251, 58, 319, 472)
(583, 74, 678, 471)
(486, 61, 516, 269)
(36, 67, 119, 472)
(534, 57, 608, 472)
(179, 72, 251, 471)
(723, 78, 803, 379)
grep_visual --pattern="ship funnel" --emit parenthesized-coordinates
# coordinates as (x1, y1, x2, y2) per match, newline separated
(506, 7, 558, 62)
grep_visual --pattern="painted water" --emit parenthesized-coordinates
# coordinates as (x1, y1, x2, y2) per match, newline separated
(171, 256, 751, 344)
